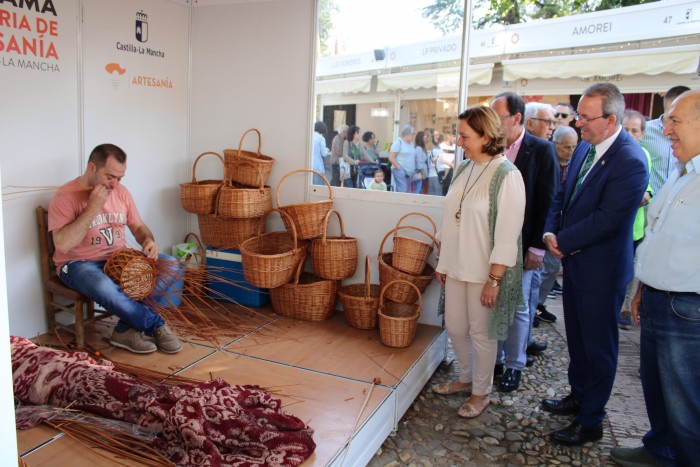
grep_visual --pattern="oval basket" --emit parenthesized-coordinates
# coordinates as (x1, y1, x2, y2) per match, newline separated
(181, 232, 207, 298)
(378, 280, 422, 348)
(217, 160, 272, 218)
(378, 227, 435, 304)
(392, 212, 437, 275)
(223, 128, 274, 188)
(180, 151, 225, 214)
(337, 256, 381, 330)
(239, 208, 308, 289)
(198, 191, 264, 249)
(310, 209, 358, 280)
(277, 169, 333, 240)
(270, 260, 339, 321)
(104, 248, 157, 301)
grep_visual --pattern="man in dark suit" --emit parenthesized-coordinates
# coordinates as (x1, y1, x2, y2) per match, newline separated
(491, 93, 558, 392)
(542, 83, 649, 446)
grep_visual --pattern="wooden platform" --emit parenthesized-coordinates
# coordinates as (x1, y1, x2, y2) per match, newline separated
(17, 301, 446, 466)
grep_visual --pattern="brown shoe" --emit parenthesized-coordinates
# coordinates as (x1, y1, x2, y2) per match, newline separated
(154, 324, 182, 353)
(110, 328, 157, 354)
(458, 396, 490, 418)
(431, 381, 472, 395)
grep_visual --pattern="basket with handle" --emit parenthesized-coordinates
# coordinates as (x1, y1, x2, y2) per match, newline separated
(180, 232, 207, 297)
(223, 128, 274, 188)
(378, 226, 435, 304)
(276, 169, 333, 240)
(180, 151, 225, 214)
(239, 208, 308, 289)
(104, 248, 158, 301)
(392, 212, 437, 275)
(310, 209, 358, 280)
(198, 190, 264, 249)
(337, 256, 381, 329)
(378, 280, 422, 348)
(269, 260, 339, 321)
(217, 160, 272, 218)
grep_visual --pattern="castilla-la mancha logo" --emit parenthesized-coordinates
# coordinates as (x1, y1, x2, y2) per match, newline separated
(136, 10, 148, 43)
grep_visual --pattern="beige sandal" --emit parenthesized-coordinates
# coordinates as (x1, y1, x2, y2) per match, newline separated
(458, 396, 490, 418)
(431, 381, 472, 395)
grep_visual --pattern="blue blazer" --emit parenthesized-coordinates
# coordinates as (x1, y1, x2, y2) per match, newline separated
(544, 128, 649, 292)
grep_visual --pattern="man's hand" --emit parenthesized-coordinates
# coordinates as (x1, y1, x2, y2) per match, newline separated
(141, 239, 159, 259)
(544, 234, 565, 259)
(640, 191, 651, 207)
(632, 283, 642, 325)
(524, 250, 544, 270)
(86, 185, 110, 212)
(435, 272, 446, 287)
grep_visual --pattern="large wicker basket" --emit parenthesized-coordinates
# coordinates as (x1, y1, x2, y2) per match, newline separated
(198, 194, 264, 249)
(180, 232, 207, 297)
(337, 256, 381, 330)
(392, 212, 437, 275)
(239, 209, 307, 289)
(104, 248, 157, 301)
(180, 151, 225, 214)
(277, 169, 333, 240)
(310, 209, 358, 280)
(270, 261, 339, 321)
(217, 160, 272, 218)
(378, 280, 422, 348)
(378, 227, 435, 304)
(223, 128, 274, 188)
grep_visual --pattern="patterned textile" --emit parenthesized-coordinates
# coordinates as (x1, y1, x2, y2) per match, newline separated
(12, 336, 315, 467)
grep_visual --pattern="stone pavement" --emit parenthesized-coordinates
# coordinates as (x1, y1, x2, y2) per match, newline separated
(368, 292, 649, 466)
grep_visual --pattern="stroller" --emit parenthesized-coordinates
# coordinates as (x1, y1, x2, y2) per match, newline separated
(357, 162, 381, 189)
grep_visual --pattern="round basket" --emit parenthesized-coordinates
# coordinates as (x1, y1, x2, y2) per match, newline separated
(181, 232, 207, 297)
(378, 227, 435, 304)
(270, 260, 339, 321)
(310, 209, 358, 280)
(239, 209, 308, 289)
(217, 160, 272, 218)
(392, 212, 437, 275)
(104, 248, 158, 301)
(180, 151, 225, 214)
(277, 169, 333, 240)
(223, 128, 274, 188)
(338, 256, 381, 329)
(198, 194, 264, 250)
(378, 280, 422, 348)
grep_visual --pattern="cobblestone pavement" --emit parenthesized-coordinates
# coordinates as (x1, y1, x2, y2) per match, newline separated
(368, 293, 649, 467)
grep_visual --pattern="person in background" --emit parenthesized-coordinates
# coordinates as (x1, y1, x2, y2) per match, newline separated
(330, 124, 348, 187)
(360, 131, 380, 163)
(618, 110, 653, 331)
(426, 130, 442, 196)
(439, 132, 456, 195)
(525, 102, 557, 140)
(554, 102, 576, 130)
(312, 121, 329, 185)
(49, 144, 182, 355)
(413, 130, 429, 194)
(367, 168, 387, 191)
(432, 105, 525, 419)
(388, 125, 416, 193)
(342, 125, 362, 188)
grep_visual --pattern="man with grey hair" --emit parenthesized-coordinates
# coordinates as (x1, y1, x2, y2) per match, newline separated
(542, 83, 648, 446)
(330, 124, 348, 187)
(525, 102, 557, 140)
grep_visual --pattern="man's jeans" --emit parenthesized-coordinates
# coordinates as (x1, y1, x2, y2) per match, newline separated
(537, 251, 561, 305)
(59, 254, 180, 336)
(640, 285, 700, 467)
(497, 268, 535, 370)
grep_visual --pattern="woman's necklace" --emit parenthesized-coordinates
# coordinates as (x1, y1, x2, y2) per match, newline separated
(455, 156, 495, 224)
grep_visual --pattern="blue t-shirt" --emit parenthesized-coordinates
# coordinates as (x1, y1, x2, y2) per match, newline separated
(390, 138, 415, 174)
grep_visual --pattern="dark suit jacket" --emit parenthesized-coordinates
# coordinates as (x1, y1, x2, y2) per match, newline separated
(544, 128, 649, 292)
(514, 131, 558, 256)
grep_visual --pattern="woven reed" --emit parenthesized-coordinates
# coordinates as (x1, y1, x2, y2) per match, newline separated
(338, 256, 380, 329)
(217, 160, 272, 218)
(181, 232, 207, 297)
(104, 248, 157, 301)
(310, 209, 358, 280)
(198, 214, 264, 250)
(378, 280, 422, 348)
(239, 209, 307, 289)
(378, 227, 435, 304)
(392, 212, 437, 275)
(180, 151, 225, 214)
(223, 128, 274, 188)
(277, 169, 333, 240)
(270, 261, 339, 321)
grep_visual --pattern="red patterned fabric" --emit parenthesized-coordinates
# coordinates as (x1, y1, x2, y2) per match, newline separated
(12, 336, 315, 466)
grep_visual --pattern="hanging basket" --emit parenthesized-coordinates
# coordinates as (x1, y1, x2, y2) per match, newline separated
(378, 227, 435, 304)
(392, 212, 437, 275)
(180, 232, 207, 297)
(337, 256, 381, 330)
(223, 128, 274, 188)
(310, 209, 358, 280)
(217, 160, 272, 218)
(239, 209, 308, 289)
(276, 169, 333, 240)
(269, 260, 339, 321)
(180, 151, 225, 214)
(104, 248, 157, 301)
(378, 280, 422, 348)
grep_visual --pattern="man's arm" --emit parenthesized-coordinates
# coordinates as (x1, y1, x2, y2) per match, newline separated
(129, 221, 158, 259)
(52, 185, 109, 254)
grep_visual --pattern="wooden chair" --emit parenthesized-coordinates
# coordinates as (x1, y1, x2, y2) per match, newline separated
(36, 205, 109, 348)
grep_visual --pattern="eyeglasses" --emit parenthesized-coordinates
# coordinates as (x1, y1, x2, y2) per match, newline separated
(554, 112, 570, 119)
(574, 114, 609, 124)
(499, 114, 514, 121)
(531, 118, 557, 126)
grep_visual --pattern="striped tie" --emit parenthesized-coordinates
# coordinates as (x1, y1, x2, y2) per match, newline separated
(570, 145, 596, 201)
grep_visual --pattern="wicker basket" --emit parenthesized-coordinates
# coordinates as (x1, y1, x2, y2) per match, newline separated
(392, 212, 437, 275)
(338, 256, 381, 329)
(277, 169, 333, 240)
(223, 128, 274, 188)
(310, 209, 358, 280)
(181, 232, 207, 297)
(180, 151, 225, 214)
(378, 280, 422, 348)
(270, 260, 339, 321)
(198, 194, 264, 249)
(378, 227, 435, 304)
(217, 160, 272, 218)
(239, 209, 308, 289)
(104, 248, 157, 301)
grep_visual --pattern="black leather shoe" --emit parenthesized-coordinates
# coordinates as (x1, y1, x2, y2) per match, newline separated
(533, 315, 541, 328)
(537, 304, 557, 323)
(498, 368, 521, 392)
(526, 355, 535, 367)
(542, 394, 581, 415)
(526, 340, 548, 355)
(551, 421, 602, 446)
(493, 363, 504, 378)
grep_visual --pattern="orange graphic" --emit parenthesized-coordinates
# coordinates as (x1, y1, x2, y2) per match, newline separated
(105, 63, 126, 75)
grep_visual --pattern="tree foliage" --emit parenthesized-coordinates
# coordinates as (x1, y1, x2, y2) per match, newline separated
(318, 0, 339, 55)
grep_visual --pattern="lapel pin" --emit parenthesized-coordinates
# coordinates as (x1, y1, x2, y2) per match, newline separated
(601, 160, 606, 166)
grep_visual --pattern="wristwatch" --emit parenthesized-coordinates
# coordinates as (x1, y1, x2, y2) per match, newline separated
(488, 278, 500, 288)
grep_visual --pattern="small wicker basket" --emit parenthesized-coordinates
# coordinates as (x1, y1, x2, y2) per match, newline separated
(270, 260, 339, 321)
(378, 280, 422, 348)
(104, 248, 157, 301)
(216, 160, 272, 218)
(277, 169, 333, 240)
(180, 151, 225, 214)
(337, 256, 381, 330)
(310, 209, 358, 280)
(378, 227, 435, 304)
(392, 212, 437, 275)
(223, 128, 274, 188)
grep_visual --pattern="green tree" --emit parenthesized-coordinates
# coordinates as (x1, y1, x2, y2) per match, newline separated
(318, 0, 339, 56)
